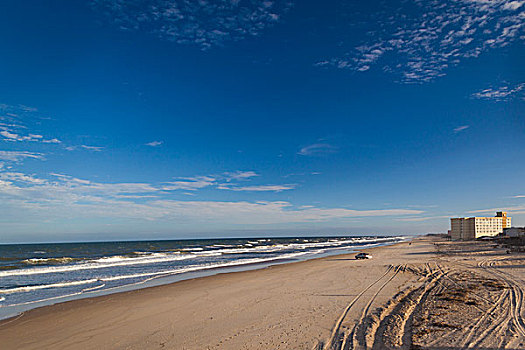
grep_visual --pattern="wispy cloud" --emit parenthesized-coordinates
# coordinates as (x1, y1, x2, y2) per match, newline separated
(395, 215, 450, 222)
(0, 170, 423, 225)
(17, 105, 38, 113)
(162, 176, 216, 191)
(0, 172, 47, 184)
(92, 0, 293, 50)
(453, 125, 470, 133)
(468, 205, 525, 214)
(0, 103, 38, 119)
(161, 172, 293, 192)
(223, 170, 258, 181)
(115, 194, 160, 199)
(0, 104, 61, 144)
(145, 141, 163, 147)
(298, 143, 337, 156)
(0, 130, 40, 142)
(283, 172, 322, 178)
(317, 0, 525, 83)
(513, 195, 525, 198)
(39, 171, 292, 195)
(0, 129, 61, 144)
(0, 151, 45, 162)
(42, 138, 61, 144)
(1, 103, 108, 153)
(217, 184, 296, 192)
(65, 145, 104, 152)
(65, 144, 104, 152)
(80, 145, 104, 151)
(472, 82, 525, 101)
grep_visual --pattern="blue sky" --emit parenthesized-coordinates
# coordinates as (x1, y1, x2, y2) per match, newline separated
(0, 0, 524, 243)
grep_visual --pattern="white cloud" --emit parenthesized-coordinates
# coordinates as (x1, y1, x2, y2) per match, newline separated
(471, 82, 525, 101)
(92, 0, 293, 50)
(80, 145, 104, 151)
(65, 145, 104, 151)
(318, 0, 525, 83)
(503, 1, 524, 10)
(453, 125, 470, 133)
(162, 176, 216, 191)
(223, 170, 259, 181)
(39, 171, 289, 196)
(0, 129, 61, 144)
(161, 172, 298, 192)
(161, 173, 293, 192)
(0, 171, 423, 224)
(0, 130, 27, 141)
(145, 141, 163, 147)
(513, 195, 525, 198)
(217, 184, 295, 192)
(0, 104, 62, 144)
(42, 138, 61, 144)
(395, 215, 450, 222)
(0, 172, 47, 184)
(0, 151, 45, 162)
(47, 174, 160, 195)
(298, 143, 337, 156)
(0, 104, 38, 118)
(17, 105, 38, 113)
(468, 205, 525, 214)
(114, 194, 160, 199)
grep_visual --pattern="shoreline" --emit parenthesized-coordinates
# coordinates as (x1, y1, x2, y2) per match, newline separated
(0, 239, 418, 349)
(3, 236, 521, 349)
(0, 238, 406, 322)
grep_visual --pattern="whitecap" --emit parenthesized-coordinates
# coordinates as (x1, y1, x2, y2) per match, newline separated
(0, 253, 196, 278)
(22, 257, 78, 265)
(0, 279, 99, 294)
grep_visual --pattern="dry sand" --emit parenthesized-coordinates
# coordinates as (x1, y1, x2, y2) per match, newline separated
(1, 236, 524, 349)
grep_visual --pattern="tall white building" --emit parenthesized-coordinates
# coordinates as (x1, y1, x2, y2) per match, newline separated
(450, 211, 511, 240)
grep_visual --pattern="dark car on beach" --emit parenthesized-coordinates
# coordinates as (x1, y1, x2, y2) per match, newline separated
(355, 252, 372, 259)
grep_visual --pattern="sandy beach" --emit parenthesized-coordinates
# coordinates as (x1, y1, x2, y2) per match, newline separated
(1, 236, 524, 349)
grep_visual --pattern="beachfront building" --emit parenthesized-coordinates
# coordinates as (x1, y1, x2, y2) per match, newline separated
(450, 212, 511, 240)
(497, 211, 512, 229)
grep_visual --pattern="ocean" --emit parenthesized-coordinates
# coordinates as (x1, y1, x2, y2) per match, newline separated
(0, 236, 405, 320)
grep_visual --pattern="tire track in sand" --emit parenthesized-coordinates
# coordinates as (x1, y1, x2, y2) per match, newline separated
(323, 265, 395, 350)
(478, 258, 525, 338)
(341, 264, 445, 350)
(345, 265, 403, 350)
(426, 262, 509, 347)
(370, 266, 445, 350)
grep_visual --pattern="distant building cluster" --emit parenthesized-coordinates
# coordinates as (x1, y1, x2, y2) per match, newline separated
(504, 227, 525, 238)
(450, 212, 511, 240)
